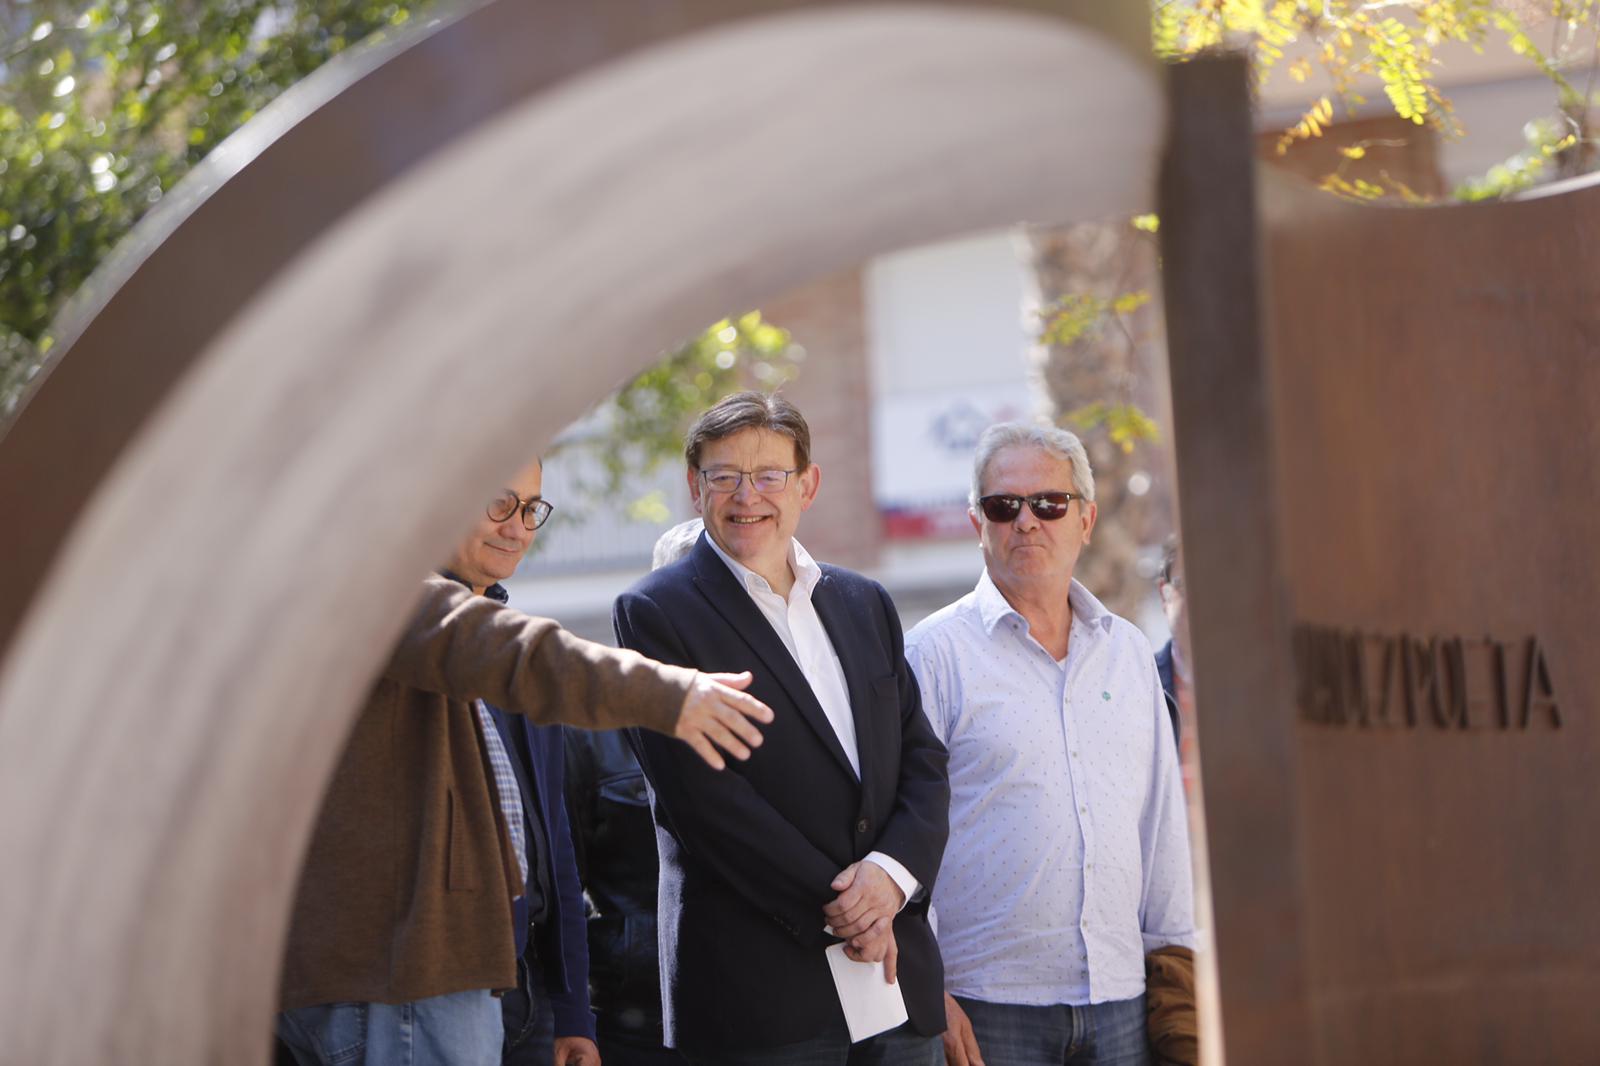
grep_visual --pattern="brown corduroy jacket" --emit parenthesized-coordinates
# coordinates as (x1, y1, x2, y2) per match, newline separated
(280, 576, 697, 1010)
(1146, 944, 1199, 1066)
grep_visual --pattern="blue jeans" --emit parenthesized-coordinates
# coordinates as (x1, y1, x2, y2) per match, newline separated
(276, 988, 502, 1066)
(685, 1019, 942, 1066)
(955, 995, 1149, 1066)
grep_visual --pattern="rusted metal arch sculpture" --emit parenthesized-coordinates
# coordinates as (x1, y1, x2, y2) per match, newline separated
(0, 3, 1161, 1062)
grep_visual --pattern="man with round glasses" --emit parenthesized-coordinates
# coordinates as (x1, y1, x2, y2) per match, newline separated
(614, 392, 950, 1066)
(277, 457, 775, 1066)
(905, 423, 1196, 1066)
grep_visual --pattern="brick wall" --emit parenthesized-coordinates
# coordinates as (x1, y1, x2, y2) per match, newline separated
(760, 266, 880, 571)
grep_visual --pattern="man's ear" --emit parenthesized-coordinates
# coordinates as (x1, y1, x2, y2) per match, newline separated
(1081, 500, 1099, 544)
(798, 463, 821, 510)
(968, 507, 983, 537)
(687, 466, 705, 515)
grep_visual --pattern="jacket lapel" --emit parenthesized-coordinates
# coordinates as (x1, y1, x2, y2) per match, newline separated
(810, 572, 875, 782)
(689, 536, 858, 781)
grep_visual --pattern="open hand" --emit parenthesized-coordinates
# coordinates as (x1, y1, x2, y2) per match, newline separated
(942, 994, 984, 1066)
(674, 671, 774, 770)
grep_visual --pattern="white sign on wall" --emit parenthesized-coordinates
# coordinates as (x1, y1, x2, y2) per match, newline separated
(873, 384, 1033, 538)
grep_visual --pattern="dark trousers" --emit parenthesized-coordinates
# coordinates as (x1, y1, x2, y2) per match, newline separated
(502, 955, 557, 1066)
(683, 1018, 941, 1066)
(955, 995, 1150, 1066)
(599, 1027, 688, 1066)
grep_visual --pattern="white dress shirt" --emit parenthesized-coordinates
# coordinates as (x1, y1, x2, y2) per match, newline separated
(905, 570, 1195, 1006)
(705, 534, 921, 904)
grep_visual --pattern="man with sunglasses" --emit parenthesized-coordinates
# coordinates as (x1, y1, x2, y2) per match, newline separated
(905, 424, 1195, 1066)
(277, 457, 775, 1066)
(613, 392, 950, 1066)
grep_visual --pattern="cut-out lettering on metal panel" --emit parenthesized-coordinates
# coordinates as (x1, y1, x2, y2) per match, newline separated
(1293, 624, 1561, 731)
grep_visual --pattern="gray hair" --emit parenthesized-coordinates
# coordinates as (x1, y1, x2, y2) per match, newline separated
(652, 518, 704, 570)
(969, 422, 1095, 506)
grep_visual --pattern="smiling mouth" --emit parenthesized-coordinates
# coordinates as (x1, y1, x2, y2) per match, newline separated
(486, 543, 522, 554)
(728, 516, 769, 525)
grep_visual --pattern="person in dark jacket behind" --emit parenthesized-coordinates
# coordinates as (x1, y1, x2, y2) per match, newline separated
(563, 521, 703, 1066)
(1154, 536, 1183, 747)
(488, 710, 599, 1066)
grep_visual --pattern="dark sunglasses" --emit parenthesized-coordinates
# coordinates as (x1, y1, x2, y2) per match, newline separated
(977, 491, 1083, 523)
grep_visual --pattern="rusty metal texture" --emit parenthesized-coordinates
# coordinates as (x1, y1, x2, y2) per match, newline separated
(1166, 52, 1600, 1064)
(0, 0, 1154, 666)
(1161, 54, 1310, 1066)
(1262, 166, 1600, 1064)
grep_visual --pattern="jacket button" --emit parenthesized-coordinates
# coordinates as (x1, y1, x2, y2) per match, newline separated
(856, 818, 870, 834)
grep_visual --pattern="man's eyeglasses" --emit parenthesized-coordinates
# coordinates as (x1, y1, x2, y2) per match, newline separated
(488, 490, 554, 530)
(977, 492, 1083, 524)
(698, 468, 800, 494)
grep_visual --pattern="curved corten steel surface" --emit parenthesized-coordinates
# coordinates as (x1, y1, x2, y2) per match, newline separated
(0, 2, 1160, 1062)
(0, 0, 1151, 659)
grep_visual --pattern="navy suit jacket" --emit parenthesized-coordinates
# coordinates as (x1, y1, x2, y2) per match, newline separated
(488, 708, 596, 1041)
(1155, 639, 1182, 745)
(614, 534, 950, 1052)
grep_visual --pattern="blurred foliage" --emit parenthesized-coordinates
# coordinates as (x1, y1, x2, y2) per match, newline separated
(1456, 113, 1580, 196)
(1065, 401, 1162, 455)
(8, 0, 1599, 480)
(0, 0, 438, 417)
(1153, 0, 1600, 200)
(1036, 2, 1600, 457)
(1039, 290, 1152, 349)
(0, 0, 797, 494)
(556, 311, 801, 515)
(1035, 216, 1167, 455)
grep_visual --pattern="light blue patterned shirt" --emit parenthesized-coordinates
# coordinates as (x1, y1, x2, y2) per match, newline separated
(906, 571, 1195, 1006)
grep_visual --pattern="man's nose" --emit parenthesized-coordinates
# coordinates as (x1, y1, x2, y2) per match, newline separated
(732, 476, 760, 502)
(499, 515, 532, 542)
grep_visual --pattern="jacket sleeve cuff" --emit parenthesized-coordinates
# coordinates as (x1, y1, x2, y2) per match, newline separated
(551, 992, 598, 1042)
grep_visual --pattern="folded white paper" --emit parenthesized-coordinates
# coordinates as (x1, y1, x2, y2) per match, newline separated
(824, 942, 908, 1042)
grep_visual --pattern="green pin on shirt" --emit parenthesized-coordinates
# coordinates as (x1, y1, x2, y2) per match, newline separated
(1102, 691, 1111, 701)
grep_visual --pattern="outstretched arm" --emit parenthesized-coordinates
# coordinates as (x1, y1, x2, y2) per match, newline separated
(386, 576, 770, 768)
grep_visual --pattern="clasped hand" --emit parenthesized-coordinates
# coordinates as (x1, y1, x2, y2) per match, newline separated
(823, 860, 905, 983)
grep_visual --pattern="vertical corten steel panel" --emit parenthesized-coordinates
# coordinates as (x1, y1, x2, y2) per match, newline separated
(1169, 50, 1599, 1060)
(1161, 55, 1311, 1065)
(1262, 172, 1600, 1064)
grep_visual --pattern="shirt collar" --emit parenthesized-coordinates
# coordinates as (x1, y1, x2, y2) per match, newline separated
(705, 532, 820, 599)
(438, 569, 509, 604)
(975, 569, 1114, 638)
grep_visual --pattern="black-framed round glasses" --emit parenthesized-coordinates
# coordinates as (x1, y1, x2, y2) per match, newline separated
(977, 491, 1082, 523)
(698, 467, 800, 494)
(488, 490, 554, 530)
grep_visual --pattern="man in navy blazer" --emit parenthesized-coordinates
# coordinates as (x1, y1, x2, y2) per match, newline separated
(614, 393, 950, 1066)
(485, 705, 598, 1066)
